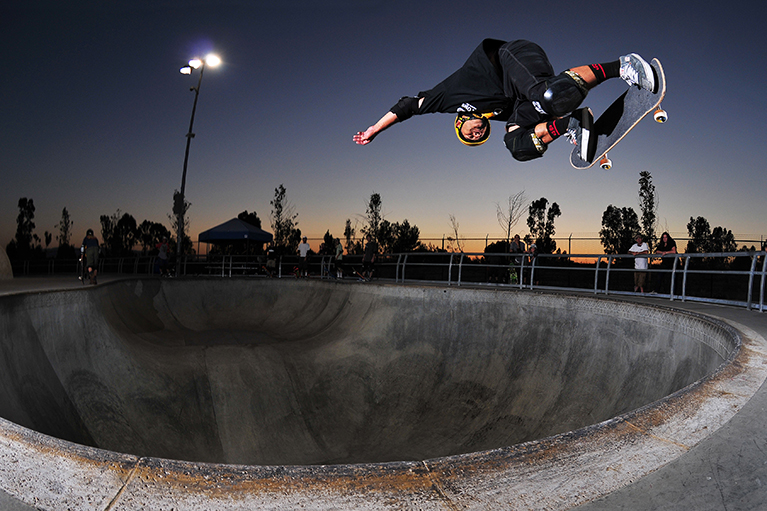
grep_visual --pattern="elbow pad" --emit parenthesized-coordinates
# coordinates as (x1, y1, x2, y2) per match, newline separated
(390, 96, 420, 121)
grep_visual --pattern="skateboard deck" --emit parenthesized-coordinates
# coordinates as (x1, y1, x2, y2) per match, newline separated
(77, 254, 87, 284)
(570, 58, 666, 169)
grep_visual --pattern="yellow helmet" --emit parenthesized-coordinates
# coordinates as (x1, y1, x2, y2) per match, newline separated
(454, 111, 495, 146)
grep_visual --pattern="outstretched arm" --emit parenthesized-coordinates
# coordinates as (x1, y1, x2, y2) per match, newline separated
(354, 96, 424, 146)
(353, 111, 399, 145)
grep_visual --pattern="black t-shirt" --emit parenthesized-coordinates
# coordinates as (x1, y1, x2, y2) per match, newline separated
(656, 239, 677, 252)
(363, 241, 378, 262)
(416, 39, 514, 121)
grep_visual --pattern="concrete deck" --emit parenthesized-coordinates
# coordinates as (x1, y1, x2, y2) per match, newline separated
(0, 276, 764, 510)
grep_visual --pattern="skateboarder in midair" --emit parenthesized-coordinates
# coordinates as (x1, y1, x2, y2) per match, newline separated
(353, 39, 655, 162)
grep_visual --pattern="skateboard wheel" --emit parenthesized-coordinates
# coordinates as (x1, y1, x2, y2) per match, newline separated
(600, 156, 612, 170)
(654, 108, 667, 123)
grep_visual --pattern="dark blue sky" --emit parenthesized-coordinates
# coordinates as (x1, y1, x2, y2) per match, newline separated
(2, 0, 765, 252)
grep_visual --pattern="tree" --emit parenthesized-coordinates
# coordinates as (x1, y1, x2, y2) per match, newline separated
(269, 184, 301, 255)
(686, 216, 737, 269)
(100, 211, 117, 255)
(170, 190, 193, 256)
(446, 214, 464, 252)
(686, 216, 736, 254)
(527, 197, 561, 254)
(6, 198, 45, 260)
(599, 205, 641, 255)
(137, 220, 171, 255)
(115, 213, 138, 254)
(100, 211, 139, 256)
(496, 190, 527, 244)
(238, 210, 262, 229)
(55, 207, 76, 259)
(377, 219, 395, 253)
(709, 226, 737, 253)
(361, 193, 383, 242)
(320, 230, 334, 254)
(638, 171, 658, 249)
(391, 220, 421, 253)
(343, 219, 360, 255)
(8, 198, 36, 258)
(686, 216, 711, 253)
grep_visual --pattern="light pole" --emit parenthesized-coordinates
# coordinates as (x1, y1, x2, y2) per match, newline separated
(174, 53, 220, 276)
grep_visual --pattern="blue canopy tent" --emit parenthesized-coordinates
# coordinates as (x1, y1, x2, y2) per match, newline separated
(198, 218, 273, 254)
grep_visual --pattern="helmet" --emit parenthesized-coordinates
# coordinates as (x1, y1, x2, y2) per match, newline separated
(86, 229, 94, 236)
(454, 111, 494, 146)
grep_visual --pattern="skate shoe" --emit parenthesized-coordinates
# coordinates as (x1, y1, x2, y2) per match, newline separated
(619, 53, 656, 92)
(565, 108, 596, 162)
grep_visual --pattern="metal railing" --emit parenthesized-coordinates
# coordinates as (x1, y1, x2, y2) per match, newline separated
(9, 251, 767, 312)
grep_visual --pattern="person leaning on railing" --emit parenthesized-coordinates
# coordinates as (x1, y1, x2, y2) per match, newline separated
(652, 232, 678, 294)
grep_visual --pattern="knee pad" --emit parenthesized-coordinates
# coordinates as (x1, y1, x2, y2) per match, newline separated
(504, 127, 547, 162)
(539, 71, 588, 117)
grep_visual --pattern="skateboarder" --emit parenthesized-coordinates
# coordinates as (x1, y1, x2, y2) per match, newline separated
(361, 234, 377, 281)
(353, 39, 655, 162)
(81, 229, 100, 285)
(298, 237, 310, 277)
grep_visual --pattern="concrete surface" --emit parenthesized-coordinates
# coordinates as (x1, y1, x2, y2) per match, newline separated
(0, 277, 764, 510)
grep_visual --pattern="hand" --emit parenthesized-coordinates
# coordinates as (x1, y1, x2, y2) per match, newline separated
(353, 126, 378, 145)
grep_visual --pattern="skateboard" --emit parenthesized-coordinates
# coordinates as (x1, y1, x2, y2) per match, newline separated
(570, 58, 667, 170)
(77, 252, 88, 284)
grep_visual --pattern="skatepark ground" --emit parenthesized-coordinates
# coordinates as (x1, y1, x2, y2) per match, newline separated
(0, 275, 765, 510)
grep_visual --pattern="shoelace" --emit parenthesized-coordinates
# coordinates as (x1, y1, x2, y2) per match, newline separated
(565, 128, 578, 145)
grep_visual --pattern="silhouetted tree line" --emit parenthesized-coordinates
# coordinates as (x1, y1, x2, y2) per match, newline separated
(5, 175, 763, 267)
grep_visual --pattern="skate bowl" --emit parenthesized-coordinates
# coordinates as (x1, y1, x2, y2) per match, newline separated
(0, 278, 765, 510)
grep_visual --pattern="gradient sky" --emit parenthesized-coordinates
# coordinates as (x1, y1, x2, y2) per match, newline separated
(2, 0, 765, 254)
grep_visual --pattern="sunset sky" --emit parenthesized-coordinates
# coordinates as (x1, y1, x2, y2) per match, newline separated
(2, 0, 765, 255)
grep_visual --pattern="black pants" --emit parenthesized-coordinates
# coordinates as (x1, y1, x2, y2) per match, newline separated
(498, 40, 555, 128)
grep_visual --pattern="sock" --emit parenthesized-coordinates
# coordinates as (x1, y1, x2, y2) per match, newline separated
(589, 61, 620, 83)
(546, 117, 571, 140)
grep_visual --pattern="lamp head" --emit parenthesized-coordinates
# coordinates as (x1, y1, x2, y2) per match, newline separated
(204, 54, 221, 67)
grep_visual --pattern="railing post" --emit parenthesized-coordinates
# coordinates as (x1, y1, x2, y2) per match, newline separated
(402, 254, 409, 283)
(519, 255, 526, 289)
(747, 254, 758, 310)
(447, 253, 454, 286)
(457, 252, 465, 286)
(593, 256, 602, 294)
(677, 256, 688, 302)
(604, 256, 612, 295)
(760, 252, 766, 312)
